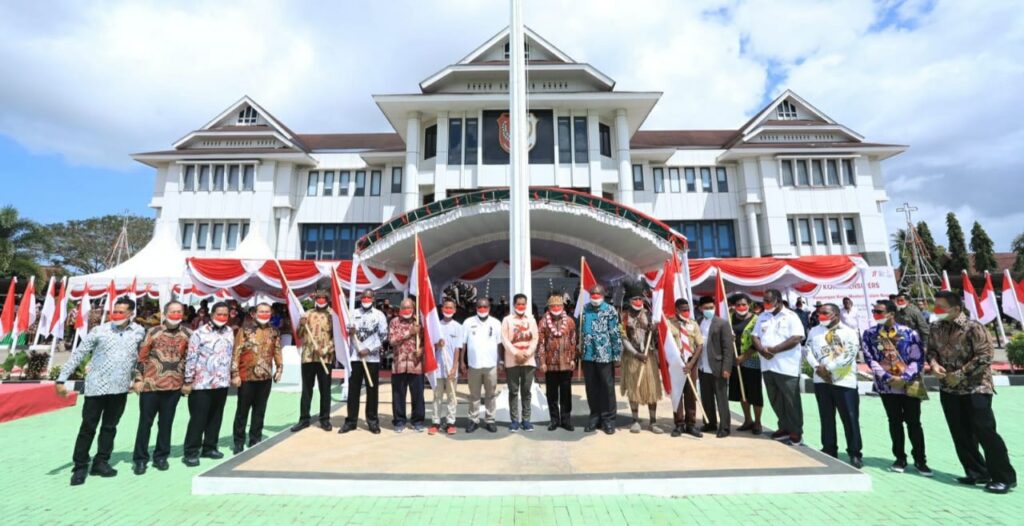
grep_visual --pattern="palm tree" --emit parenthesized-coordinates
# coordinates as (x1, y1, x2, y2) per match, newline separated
(890, 229, 910, 268)
(0, 205, 47, 279)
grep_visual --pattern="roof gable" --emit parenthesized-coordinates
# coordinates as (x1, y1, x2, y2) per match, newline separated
(458, 26, 574, 65)
(174, 96, 304, 150)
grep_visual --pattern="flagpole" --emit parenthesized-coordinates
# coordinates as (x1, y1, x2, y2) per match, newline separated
(576, 256, 585, 381)
(987, 271, 1007, 347)
(46, 279, 65, 372)
(274, 259, 328, 375)
(331, 264, 373, 387)
(719, 268, 747, 404)
(414, 234, 421, 359)
(508, 0, 532, 302)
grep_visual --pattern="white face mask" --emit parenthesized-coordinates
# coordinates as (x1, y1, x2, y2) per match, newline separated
(514, 307, 527, 316)
(361, 300, 373, 310)
(212, 319, 227, 328)
(112, 317, 129, 327)
(933, 312, 949, 321)
(315, 301, 328, 309)
(590, 297, 603, 307)
(164, 318, 181, 328)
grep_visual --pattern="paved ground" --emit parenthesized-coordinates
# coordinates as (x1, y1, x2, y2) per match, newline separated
(1, 386, 1022, 525)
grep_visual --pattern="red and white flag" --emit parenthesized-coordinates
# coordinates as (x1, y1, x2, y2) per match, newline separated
(713, 269, 729, 319)
(1001, 270, 1024, 324)
(74, 283, 91, 334)
(105, 279, 117, 316)
(409, 236, 441, 387)
(573, 256, 598, 319)
(941, 270, 951, 292)
(0, 277, 17, 339)
(327, 267, 352, 374)
(48, 278, 69, 340)
(977, 272, 999, 325)
(37, 277, 56, 340)
(652, 256, 688, 410)
(14, 276, 36, 335)
(961, 271, 994, 324)
(281, 276, 305, 347)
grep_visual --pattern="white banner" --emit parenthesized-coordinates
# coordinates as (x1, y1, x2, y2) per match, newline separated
(800, 266, 899, 333)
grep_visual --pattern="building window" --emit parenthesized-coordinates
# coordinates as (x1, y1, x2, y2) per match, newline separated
(465, 118, 478, 163)
(182, 166, 195, 192)
(781, 160, 794, 186)
(653, 167, 664, 193)
(632, 164, 645, 191)
(306, 171, 318, 196)
(226, 223, 239, 251)
(669, 220, 737, 258)
(599, 123, 611, 158)
(211, 223, 224, 250)
(339, 171, 350, 196)
(300, 223, 381, 260)
(684, 168, 696, 192)
(323, 171, 335, 196)
(196, 223, 209, 250)
(716, 167, 728, 192)
(813, 218, 826, 245)
(354, 170, 366, 196)
(669, 167, 681, 193)
(237, 106, 258, 125)
(213, 166, 225, 191)
(242, 165, 254, 191)
(557, 117, 571, 165)
(503, 42, 530, 60)
(370, 170, 382, 196)
(796, 160, 810, 186)
(777, 100, 798, 120)
(573, 117, 589, 163)
(788, 219, 797, 246)
(844, 218, 858, 244)
(842, 159, 856, 185)
(181, 223, 194, 249)
(798, 219, 812, 246)
(811, 160, 825, 186)
(828, 218, 842, 245)
(391, 167, 403, 194)
(227, 165, 239, 191)
(826, 160, 840, 186)
(241, 222, 249, 240)
(424, 125, 437, 160)
(197, 166, 210, 191)
(700, 167, 713, 192)
(448, 118, 463, 164)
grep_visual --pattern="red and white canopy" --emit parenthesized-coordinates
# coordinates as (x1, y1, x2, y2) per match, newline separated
(645, 255, 869, 294)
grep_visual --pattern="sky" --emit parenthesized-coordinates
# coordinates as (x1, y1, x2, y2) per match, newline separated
(1, 0, 1022, 253)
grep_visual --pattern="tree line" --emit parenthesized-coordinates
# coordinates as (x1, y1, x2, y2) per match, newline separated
(893, 212, 1024, 277)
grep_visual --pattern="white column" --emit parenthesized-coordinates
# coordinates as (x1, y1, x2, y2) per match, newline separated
(508, 0, 532, 300)
(403, 112, 421, 212)
(587, 109, 601, 196)
(745, 204, 761, 257)
(435, 111, 449, 201)
(274, 208, 291, 258)
(614, 109, 633, 204)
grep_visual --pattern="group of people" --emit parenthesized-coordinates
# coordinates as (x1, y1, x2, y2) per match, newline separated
(56, 280, 1016, 494)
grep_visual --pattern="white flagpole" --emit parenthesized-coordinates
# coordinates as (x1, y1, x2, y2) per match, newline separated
(348, 255, 359, 314)
(987, 271, 1008, 347)
(508, 0, 532, 301)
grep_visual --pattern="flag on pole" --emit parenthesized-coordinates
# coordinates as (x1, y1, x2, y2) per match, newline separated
(14, 276, 36, 335)
(409, 236, 441, 387)
(652, 256, 687, 410)
(976, 272, 999, 325)
(713, 269, 729, 319)
(0, 277, 17, 339)
(328, 266, 352, 374)
(48, 278, 69, 340)
(105, 279, 117, 315)
(941, 270, 951, 292)
(961, 271, 987, 323)
(279, 272, 305, 347)
(1001, 270, 1024, 324)
(75, 283, 91, 334)
(38, 277, 56, 338)
(573, 256, 598, 319)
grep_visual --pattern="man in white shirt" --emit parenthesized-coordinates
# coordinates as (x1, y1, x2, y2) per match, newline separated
(805, 303, 863, 467)
(431, 298, 464, 435)
(840, 297, 859, 330)
(462, 298, 502, 433)
(341, 290, 389, 435)
(752, 289, 807, 446)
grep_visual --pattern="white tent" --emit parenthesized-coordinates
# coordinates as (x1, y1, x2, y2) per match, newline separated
(68, 223, 186, 298)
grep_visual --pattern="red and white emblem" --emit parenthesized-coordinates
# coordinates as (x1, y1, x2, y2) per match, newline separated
(497, 112, 539, 154)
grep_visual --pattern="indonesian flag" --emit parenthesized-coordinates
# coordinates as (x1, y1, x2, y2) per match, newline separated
(48, 278, 69, 340)
(327, 268, 352, 374)
(713, 269, 729, 319)
(74, 283, 91, 334)
(652, 256, 688, 410)
(1001, 270, 1024, 323)
(37, 277, 56, 338)
(409, 236, 441, 387)
(976, 271, 999, 325)
(573, 256, 598, 319)
(105, 279, 117, 316)
(941, 271, 951, 292)
(961, 270, 995, 324)
(281, 277, 305, 347)
(14, 276, 36, 335)
(0, 277, 17, 339)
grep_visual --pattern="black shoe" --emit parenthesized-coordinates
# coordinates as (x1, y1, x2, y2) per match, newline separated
(671, 426, 683, 437)
(153, 459, 169, 471)
(889, 460, 907, 473)
(340, 422, 358, 434)
(368, 423, 382, 434)
(319, 421, 333, 432)
(584, 424, 597, 433)
(201, 450, 224, 460)
(984, 481, 1013, 494)
(248, 438, 261, 448)
(90, 463, 117, 477)
(182, 456, 200, 468)
(957, 476, 990, 486)
(603, 425, 616, 435)
(291, 420, 311, 432)
(132, 461, 146, 475)
(914, 462, 933, 477)
(561, 422, 575, 432)
(232, 444, 244, 455)
(701, 423, 718, 433)
(716, 429, 730, 438)
(850, 456, 864, 469)
(685, 425, 703, 438)
(466, 422, 479, 433)
(547, 422, 559, 431)
(70, 468, 87, 486)
(485, 423, 498, 433)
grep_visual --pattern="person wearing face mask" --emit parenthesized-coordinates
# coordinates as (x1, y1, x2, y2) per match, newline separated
(580, 284, 623, 434)
(619, 281, 662, 434)
(291, 289, 335, 433)
(181, 301, 235, 467)
(839, 297, 859, 331)
(668, 298, 704, 438)
(695, 296, 735, 438)
(430, 298, 464, 435)
(928, 291, 1016, 494)
(130, 301, 191, 476)
(729, 294, 764, 435)
(230, 303, 283, 454)
(894, 291, 930, 348)
(751, 289, 806, 446)
(537, 293, 578, 431)
(462, 298, 503, 433)
(862, 299, 930, 476)
(56, 298, 145, 486)
(501, 293, 539, 432)
(388, 298, 426, 433)
(805, 303, 863, 468)
(341, 290, 389, 435)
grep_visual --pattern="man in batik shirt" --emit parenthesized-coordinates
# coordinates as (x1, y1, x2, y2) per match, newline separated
(805, 303, 862, 467)
(291, 289, 335, 432)
(537, 293, 577, 431)
(580, 285, 622, 434)
(230, 303, 283, 453)
(131, 301, 191, 475)
(389, 298, 425, 432)
(182, 301, 235, 467)
(928, 290, 1016, 494)
(668, 298, 704, 438)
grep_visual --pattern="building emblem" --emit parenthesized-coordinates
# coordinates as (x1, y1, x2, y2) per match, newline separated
(497, 112, 539, 153)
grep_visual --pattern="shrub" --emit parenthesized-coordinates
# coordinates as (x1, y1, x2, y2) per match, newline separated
(23, 351, 50, 380)
(1007, 333, 1024, 372)
(48, 365, 62, 381)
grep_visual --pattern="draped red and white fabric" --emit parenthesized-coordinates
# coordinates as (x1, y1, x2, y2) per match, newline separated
(14, 276, 36, 335)
(652, 256, 687, 411)
(1001, 270, 1024, 324)
(961, 270, 995, 324)
(573, 257, 598, 319)
(0, 278, 17, 339)
(185, 258, 408, 301)
(409, 237, 441, 387)
(644, 255, 867, 292)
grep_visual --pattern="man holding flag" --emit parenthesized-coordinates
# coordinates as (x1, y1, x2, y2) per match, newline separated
(291, 289, 335, 433)
(668, 298, 704, 438)
(431, 298, 464, 435)
(388, 298, 426, 433)
(341, 289, 388, 435)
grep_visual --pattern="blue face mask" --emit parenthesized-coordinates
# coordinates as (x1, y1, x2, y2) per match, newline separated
(701, 309, 715, 320)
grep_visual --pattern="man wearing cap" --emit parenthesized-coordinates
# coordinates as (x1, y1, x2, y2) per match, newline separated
(463, 298, 503, 433)
(501, 293, 539, 432)
(668, 298, 704, 438)
(291, 289, 335, 433)
(580, 284, 623, 434)
(620, 280, 662, 434)
(341, 289, 389, 435)
(537, 292, 578, 431)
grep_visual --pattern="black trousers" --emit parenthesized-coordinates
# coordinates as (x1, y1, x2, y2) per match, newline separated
(814, 384, 862, 458)
(582, 361, 616, 428)
(233, 380, 272, 447)
(72, 393, 128, 470)
(391, 373, 425, 427)
(545, 370, 573, 424)
(940, 392, 1017, 484)
(699, 371, 731, 430)
(345, 361, 380, 425)
(299, 362, 332, 423)
(133, 390, 181, 463)
(880, 394, 926, 464)
(184, 387, 228, 458)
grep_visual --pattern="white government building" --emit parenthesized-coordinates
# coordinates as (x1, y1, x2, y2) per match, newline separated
(134, 27, 903, 286)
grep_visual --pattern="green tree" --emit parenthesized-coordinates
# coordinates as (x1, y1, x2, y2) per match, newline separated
(945, 212, 970, 274)
(46, 214, 154, 274)
(0, 206, 47, 280)
(891, 228, 911, 269)
(969, 221, 997, 273)
(1011, 232, 1024, 277)
(916, 221, 940, 269)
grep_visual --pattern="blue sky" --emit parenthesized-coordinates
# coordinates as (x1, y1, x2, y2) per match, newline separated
(1, 0, 1022, 251)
